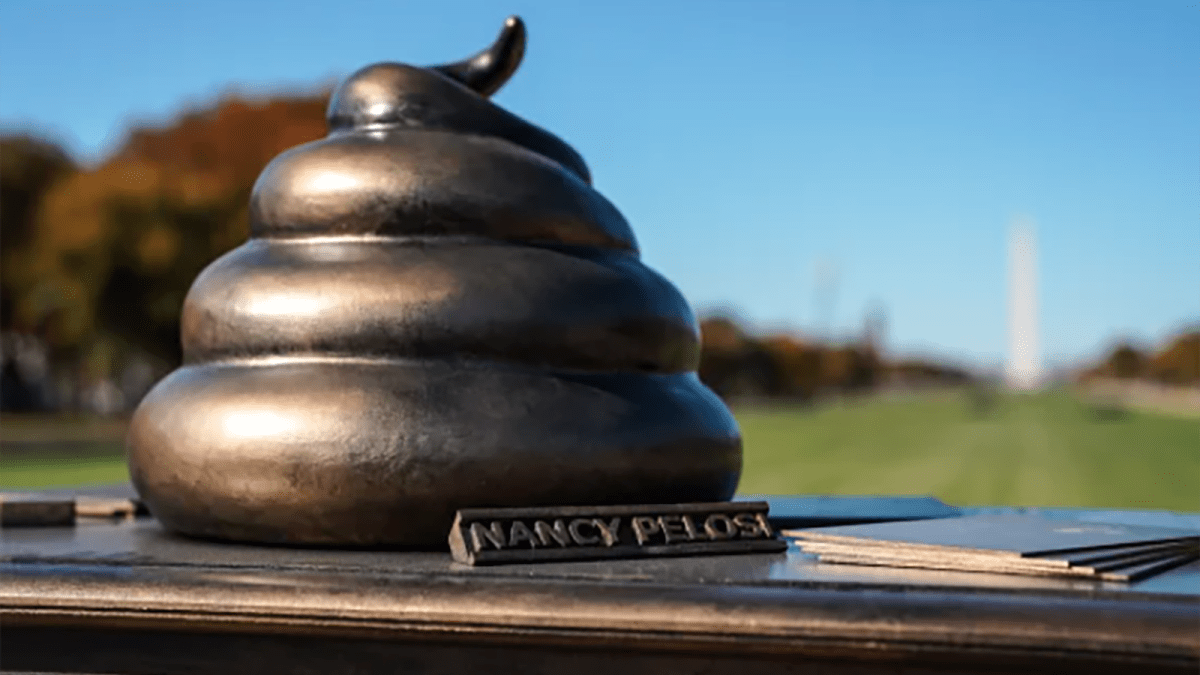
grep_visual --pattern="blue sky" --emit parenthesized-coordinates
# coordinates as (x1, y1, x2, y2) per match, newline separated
(2, 0, 1197, 370)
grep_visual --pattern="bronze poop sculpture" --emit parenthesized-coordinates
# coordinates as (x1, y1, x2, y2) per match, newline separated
(127, 17, 742, 547)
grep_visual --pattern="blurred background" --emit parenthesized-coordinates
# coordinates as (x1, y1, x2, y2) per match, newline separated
(1, 0, 1196, 509)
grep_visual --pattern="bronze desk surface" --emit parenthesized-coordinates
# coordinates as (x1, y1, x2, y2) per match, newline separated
(2, 510, 1197, 675)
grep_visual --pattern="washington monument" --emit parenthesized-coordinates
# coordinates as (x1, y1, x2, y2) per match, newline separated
(1007, 217, 1042, 390)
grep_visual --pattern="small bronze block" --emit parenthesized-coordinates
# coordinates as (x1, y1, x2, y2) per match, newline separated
(0, 496, 75, 528)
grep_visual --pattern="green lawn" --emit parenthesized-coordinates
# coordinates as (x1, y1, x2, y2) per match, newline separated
(2, 390, 1198, 511)
(737, 390, 1199, 511)
(1, 453, 130, 487)
(1, 413, 128, 488)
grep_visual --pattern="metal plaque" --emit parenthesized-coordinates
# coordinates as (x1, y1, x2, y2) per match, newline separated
(449, 502, 786, 566)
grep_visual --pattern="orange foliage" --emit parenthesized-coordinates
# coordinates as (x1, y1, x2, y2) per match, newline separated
(3, 92, 330, 362)
(698, 317, 882, 400)
(119, 95, 329, 186)
(1149, 332, 1200, 385)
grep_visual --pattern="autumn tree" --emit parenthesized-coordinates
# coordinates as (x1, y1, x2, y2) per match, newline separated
(698, 316, 769, 398)
(0, 135, 76, 328)
(4, 93, 329, 367)
(1148, 331, 1199, 385)
(1103, 344, 1147, 380)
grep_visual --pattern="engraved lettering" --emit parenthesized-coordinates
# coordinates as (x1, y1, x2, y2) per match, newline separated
(632, 516, 660, 545)
(593, 517, 621, 547)
(535, 519, 572, 547)
(568, 518, 601, 545)
(681, 514, 700, 541)
(704, 513, 736, 540)
(754, 512, 774, 537)
(658, 515, 688, 543)
(450, 504, 784, 565)
(469, 521, 507, 551)
(733, 513, 761, 537)
(508, 520, 539, 548)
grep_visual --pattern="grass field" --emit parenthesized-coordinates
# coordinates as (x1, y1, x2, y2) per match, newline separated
(0, 414, 128, 487)
(2, 389, 1197, 511)
(737, 389, 1199, 511)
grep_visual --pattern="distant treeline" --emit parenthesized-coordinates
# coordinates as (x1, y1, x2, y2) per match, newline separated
(697, 316, 971, 401)
(1081, 332, 1200, 387)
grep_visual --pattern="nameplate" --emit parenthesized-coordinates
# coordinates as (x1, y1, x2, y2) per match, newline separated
(448, 501, 786, 565)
